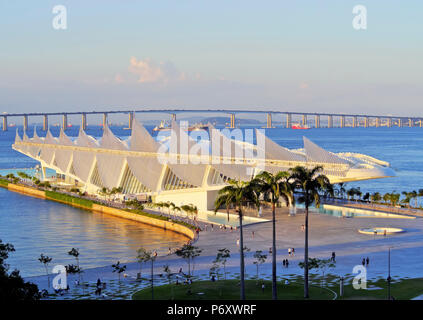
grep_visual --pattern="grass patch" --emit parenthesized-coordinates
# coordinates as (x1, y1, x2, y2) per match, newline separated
(45, 190, 93, 209)
(132, 280, 334, 300)
(0, 179, 8, 187)
(334, 277, 423, 300)
(133, 277, 423, 300)
(125, 208, 197, 231)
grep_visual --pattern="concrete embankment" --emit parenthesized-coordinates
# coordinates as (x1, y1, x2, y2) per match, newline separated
(0, 181, 195, 240)
(91, 204, 195, 239)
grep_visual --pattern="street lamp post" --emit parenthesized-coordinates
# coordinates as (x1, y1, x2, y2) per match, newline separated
(387, 247, 392, 300)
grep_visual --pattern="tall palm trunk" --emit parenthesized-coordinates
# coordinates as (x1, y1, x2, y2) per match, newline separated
(304, 197, 309, 298)
(272, 201, 277, 300)
(238, 207, 246, 300)
(151, 259, 154, 300)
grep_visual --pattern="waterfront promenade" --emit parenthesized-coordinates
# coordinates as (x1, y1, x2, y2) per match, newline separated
(4, 174, 423, 299)
(25, 205, 423, 299)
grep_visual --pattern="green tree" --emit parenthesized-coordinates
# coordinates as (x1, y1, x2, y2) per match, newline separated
(337, 183, 347, 199)
(17, 171, 31, 180)
(389, 192, 401, 206)
(363, 192, 370, 202)
(163, 264, 174, 300)
(290, 166, 333, 299)
(410, 190, 418, 208)
(136, 247, 151, 279)
(214, 179, 256, 300)
(68, 248, 81, 282)
(383, 192, 391, 204)
(253, 250, 267, 283)
(347, 188, 355, 201)
(402, 191, 412, 207)
(214, 248, 230, 280)
(162, 202, 171, 215)
(136, 248, 157, 299)
(111, 261, 127, 282)
(175, 244, 202, 279)
(299, 257, 336, 288)
(370, 192, 381, 203)
(402, 190, 418, 208)
(251, 170, 293, 300)
(0, 240, 39, 300)
(38, 254, 52, 287)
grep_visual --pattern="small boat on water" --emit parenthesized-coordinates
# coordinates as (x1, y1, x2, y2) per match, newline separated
(291, 124, 310, 130)
(152, 121, 209, 132)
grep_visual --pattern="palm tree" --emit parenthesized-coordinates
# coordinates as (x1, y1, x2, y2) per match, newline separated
(181, 204, 192, 219)
(173, 206, 182, 219)
(409, 190, 418, 208)
(251, 170, 293, 300)
(289, 165, 333, 299)
(347, 188, 355, 201)
(169, 202, 177, 218)
(389, 192, 401, 207)
(402, 191, 412, 208)
(337, 183, 347, 199)
(383, 192, 391, 204)
(162, 202, 171, 215)
(214, 179, 255, 300)
(355, 187, 362, 201)
(214, 193, 234, 221)
(190, 204, 199, 224)
(370, 192, 381, 204)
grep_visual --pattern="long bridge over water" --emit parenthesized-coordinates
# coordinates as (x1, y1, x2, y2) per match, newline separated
(1, 109, 422, 131)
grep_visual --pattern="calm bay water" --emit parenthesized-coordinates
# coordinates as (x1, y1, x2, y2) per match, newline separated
(1, 124, 422, 276)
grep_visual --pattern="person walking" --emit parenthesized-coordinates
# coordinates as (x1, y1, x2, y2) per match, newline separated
(331, 252, 336, 262)
(288, 248, 291, 256)
(366, 257, 369, 266)
(362, 258, 366, 266)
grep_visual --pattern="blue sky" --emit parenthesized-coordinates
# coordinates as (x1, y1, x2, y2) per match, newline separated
(0, 1, 422, 116)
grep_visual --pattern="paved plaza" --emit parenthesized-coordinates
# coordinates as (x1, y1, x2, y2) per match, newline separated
(25, 206, 423, 299)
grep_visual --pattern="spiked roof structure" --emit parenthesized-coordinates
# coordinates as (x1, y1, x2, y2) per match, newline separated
(12, 120, 395, 200)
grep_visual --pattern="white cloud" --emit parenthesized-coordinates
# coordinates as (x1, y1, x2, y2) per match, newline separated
(128, 57, 184, 84)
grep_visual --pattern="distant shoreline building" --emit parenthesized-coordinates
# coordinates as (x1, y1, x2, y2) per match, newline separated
(12, 119, 395, 211)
